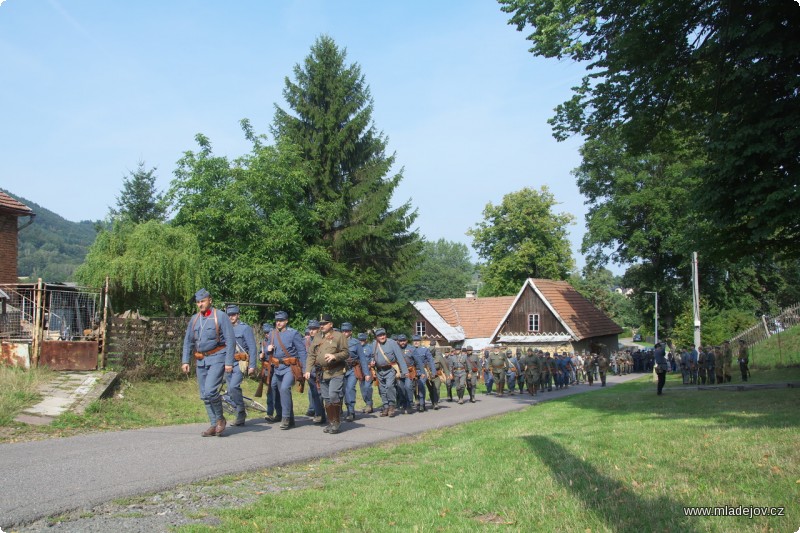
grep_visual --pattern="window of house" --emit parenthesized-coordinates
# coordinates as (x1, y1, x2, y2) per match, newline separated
(528, 313, 540, 332)
(415, 321, 425, 337)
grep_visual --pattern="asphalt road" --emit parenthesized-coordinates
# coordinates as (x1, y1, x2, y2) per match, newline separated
(0, 374, 642, 528)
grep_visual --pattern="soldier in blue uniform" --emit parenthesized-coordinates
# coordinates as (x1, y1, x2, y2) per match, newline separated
(304, 320, 326, 424)
(450, 347, 474, 404)
(225, 305, 257, 426)
(397, 334, 416, 414)
(411, 335, 436, 411)
(357, 332, 375, 413)
(260, 322, 281, 422)
(506, 350, 520, 394)
(341, 322, 361, 422)
(371, 328, 408, 417)
(266, 310, 307, 430)
(181, 288, 236, 437)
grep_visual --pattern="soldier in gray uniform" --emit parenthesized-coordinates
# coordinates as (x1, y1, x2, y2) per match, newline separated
(397, 334, 416, 414)
(371, 328, 408, 417)
(411, 335, 436, 411)
(260, 323, 281, 422)
(266, 310, 307, 430)
(181, 288, 236, 437)
(225, 304, 257, 426)
(488, 347, 509, 396)
(448, 347, 474, 404)
(465, 346, 481, 403)
(426, 342, 450, 410)
(357, 333, 375, 413)
(505, 350, 520, 395)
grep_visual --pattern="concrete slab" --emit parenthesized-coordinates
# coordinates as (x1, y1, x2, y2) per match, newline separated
(13, 414, 55, 426)
(18, 371, 119, 421)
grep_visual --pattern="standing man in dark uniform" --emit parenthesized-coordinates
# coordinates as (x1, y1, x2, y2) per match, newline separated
(738, 339, 749, 382)
(488, 347, 509, 396)
(449, 347, 473, 405)
(465, 346, 481, 403)
(597, 352, 609, 386)
(654, 342, 668, 395)
(411, 335, 436, 411)
(427, 342, 450, 410)
(225, 305, 257, 426)
(506, 350, 520, 394)
(371, 328, 408, 417)
(341, 322, 360, 422)
(267, 310, 307, 430)
(306, 314, 349, 434)
(182, 288, 235, 437)
(481, 349, 494, 394)
(357, 332, 375, 413)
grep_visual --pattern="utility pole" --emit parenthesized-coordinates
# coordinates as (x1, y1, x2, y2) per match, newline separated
(692, 252, 701, 348)
(645, 290, 658, 345)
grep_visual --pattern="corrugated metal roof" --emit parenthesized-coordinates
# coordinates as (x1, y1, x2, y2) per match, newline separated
(0, 191, 34, 216)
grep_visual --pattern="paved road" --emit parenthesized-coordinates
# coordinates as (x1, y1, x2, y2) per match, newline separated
(0, 374, 642, 528)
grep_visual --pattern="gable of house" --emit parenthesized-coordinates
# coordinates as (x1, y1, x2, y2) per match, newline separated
(0, 192, 34, 285)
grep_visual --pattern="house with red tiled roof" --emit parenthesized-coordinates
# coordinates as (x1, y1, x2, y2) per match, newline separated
(0, 191, 35, 285)
(411, 278, 622, 355)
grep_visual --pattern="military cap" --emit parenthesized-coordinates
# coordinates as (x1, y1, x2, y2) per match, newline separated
(357, 333, 368, 341)
(194, 288, 211, 301)
(319, 313, 333, 324)
(397, 334, 408, 341)
(505, 349, 512, 355)
(375, 328, 387, 336)
(341, 322, 353, 331)
(262, 323, 273, 333)
(307, 319, 321, 329)
(412, 334, 422, 341)
(225, 304, 240, 315)
(275, 310, 289, 321)
(461, 346, 468, 352)
(466, 345, 473, 351)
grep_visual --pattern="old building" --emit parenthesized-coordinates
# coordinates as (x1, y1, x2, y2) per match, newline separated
(411, 278, 622, 355)
(0, 191, 35, 285)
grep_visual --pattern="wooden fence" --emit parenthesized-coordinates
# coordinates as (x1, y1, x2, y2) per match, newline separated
(106, 317, 187, 378)
(731, 303, 800, 346)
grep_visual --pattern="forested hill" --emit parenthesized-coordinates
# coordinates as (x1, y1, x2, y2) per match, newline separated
(2, 189, 98, 283)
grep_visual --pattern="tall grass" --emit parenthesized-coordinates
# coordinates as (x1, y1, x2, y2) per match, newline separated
(0, 366, 53, 425)
(748, 324, 800, 368)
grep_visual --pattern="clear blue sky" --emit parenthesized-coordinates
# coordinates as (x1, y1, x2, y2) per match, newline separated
(1, 0, 612, 274)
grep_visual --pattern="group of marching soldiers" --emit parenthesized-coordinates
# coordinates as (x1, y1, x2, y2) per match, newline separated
(182, 288, 619, 438)
(673, 340, 749, 385)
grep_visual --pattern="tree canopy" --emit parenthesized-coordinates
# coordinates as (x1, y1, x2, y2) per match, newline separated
(399, 239, 475, 301)
(468, 186, 575, 296)
(500, 0, 800, 261)
(113, 161, 167, 223)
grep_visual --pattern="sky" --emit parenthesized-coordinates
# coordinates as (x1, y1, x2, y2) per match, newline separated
(0, 0, 615, 274)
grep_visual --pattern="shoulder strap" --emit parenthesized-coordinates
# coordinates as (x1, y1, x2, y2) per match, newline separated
(274, 328, 292, 356)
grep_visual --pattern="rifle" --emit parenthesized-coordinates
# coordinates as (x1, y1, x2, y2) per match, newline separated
(254, 359, 272, 398)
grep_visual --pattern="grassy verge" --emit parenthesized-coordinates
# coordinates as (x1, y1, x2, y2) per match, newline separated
(749, 324, 800, 368)
(175, 370, 800, 533)
(0, 366, 53, 425)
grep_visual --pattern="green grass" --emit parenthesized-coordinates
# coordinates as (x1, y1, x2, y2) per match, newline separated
(748, 324, 800, 368)
(0, 365, 53, 425)
(174, 369, 800, 533)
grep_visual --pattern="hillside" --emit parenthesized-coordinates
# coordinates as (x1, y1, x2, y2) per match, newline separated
(1, 189, 98, 283)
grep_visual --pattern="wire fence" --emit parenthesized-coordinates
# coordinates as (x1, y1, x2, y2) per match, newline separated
(0, 284, 36, 341)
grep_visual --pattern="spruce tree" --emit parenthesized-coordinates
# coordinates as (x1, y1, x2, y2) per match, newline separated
(272, 36, 419, 326)
(115, 161, 167, 223)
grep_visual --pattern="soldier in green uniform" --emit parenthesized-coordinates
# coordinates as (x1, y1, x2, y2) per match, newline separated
(714, 345, 724, 384)
(426, 344, 450, 410)
(488, 346, 509, 396)
(737, 339, 749, 382)
(305, 314, 349, 434)
(520, 348, 541, 396)
(597, 352, 609, 386)
(722, 340, 733, 383)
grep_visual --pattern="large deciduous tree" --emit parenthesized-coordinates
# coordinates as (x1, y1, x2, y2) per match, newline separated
(399, 239, 475, 301)
(468, 186, 575, 296)
(272, 35, 420, 327)
(500, 0, 800, 261)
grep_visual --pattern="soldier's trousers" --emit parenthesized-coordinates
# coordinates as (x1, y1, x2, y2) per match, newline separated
(197, 358, 225, 425)
(453, 371, 467, 392)
(483, 370, 494, 394)
(506, 371, 517, 391)
(740, 362, 748, 381)
(359, 378, 374, 407)
(271, 370, 296, 419)
(492, 370, 505, 389)
(321, 375, 344, 404)
(267, 376, 281, 416)
(344, 369, 358, 414)
(698, 368, 707, 385)
(526, 372, 539, 393)
(308, 375, 324, 417)
(224, 364, 246, 415)
(707, 369, 715, 384)
(377, 368, 398, 407)
(562, 370, 570, 387)
(599, 371, 607, 386)
(396, 376, 414, 409)
(415, 377, 427, 406)
(427, 377, 443, 405)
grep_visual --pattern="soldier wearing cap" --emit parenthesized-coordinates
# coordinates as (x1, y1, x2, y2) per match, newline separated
(266, 310, 307, 429)
(306, 314, 349, 434)
(426, 340, 450, 409)
(520, 348, 541, 396)
(371, 328, 408, 417)
(597, 351, 609, 386)
(449, 346, 474, 404)
(737, 339, 749, 382)
(182, 288, 236, 437)
(410, 335, 436, 411)
(357, 332, 375, 413)
(444, 348, 457, 402)
(487, 346, 509, 396)
(481, 348, 494, 394)
(464, 346, 480, 403)
(340, 322, 360, 422)
(260, 322, 282, 422)
(225, 304, 257, 426)
(304, 319, 326, 424)
(505, 349, 520, 394)
(396, 334, 416, 414)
